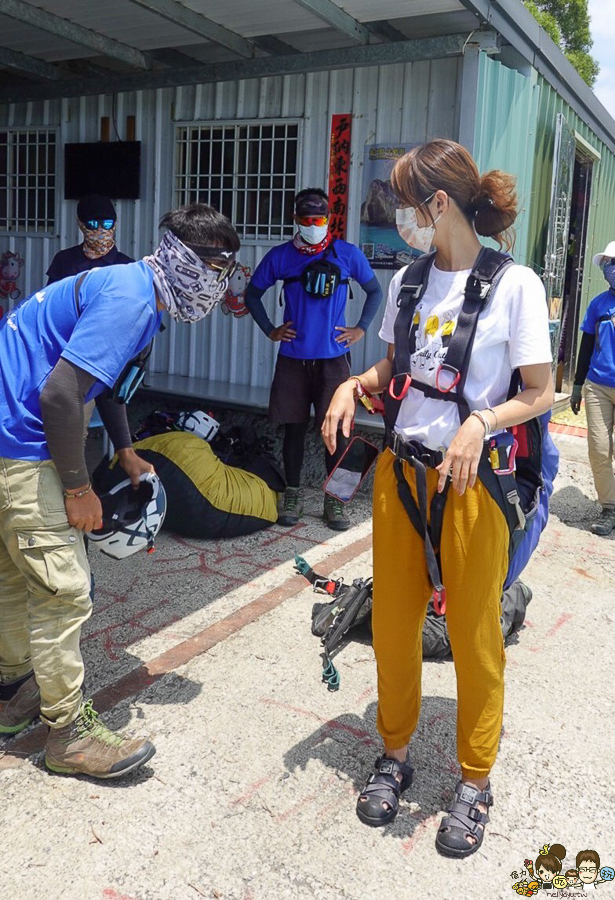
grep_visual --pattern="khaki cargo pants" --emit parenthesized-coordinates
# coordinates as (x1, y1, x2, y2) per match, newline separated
(0, 458, 92, 728)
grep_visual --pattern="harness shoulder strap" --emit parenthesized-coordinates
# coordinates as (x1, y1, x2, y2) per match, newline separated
(433, 247, 514, 419)
(383, 252, 436, 432)
(392, 252, 437, 376)
(73, 271, 89, 316)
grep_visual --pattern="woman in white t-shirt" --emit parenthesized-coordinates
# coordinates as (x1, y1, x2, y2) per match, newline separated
(322, 140, 553, 858)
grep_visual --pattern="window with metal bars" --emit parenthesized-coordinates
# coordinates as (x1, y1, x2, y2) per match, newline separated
(175, 120, 300, 242)
(0, 129, 56, 233)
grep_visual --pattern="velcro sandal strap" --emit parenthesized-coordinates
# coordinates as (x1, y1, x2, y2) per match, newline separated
(375, 754, 414, 785)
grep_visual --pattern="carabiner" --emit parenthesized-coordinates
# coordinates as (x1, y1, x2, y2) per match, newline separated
(435, 364, 460, 394)
(433, 587, 447, 616)
(388, 373, 412, 401)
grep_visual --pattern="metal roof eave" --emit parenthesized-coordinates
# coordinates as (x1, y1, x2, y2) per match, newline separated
(0, 30, 500, 105)
(457, 0, 615, 156)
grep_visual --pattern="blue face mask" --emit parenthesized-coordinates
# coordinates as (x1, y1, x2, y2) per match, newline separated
(603, 260, 615, 290)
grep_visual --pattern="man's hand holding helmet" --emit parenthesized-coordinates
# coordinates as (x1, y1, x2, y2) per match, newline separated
(64, 484, 103, 532)
(117, 447, 155, 487)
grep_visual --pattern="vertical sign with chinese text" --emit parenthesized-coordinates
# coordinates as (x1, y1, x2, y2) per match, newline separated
(328, 114, 352, 240)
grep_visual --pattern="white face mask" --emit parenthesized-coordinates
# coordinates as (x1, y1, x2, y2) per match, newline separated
(396, 197, 441, 253)
(298, 223, 328, 245)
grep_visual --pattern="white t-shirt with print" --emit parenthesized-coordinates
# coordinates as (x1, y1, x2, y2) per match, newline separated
(379, 262, 552, 450)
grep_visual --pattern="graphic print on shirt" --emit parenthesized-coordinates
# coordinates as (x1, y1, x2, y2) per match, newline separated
(411, 303, 457, 377)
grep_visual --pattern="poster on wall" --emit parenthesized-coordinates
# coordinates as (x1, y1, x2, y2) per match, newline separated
(359, 143, 418, 269)
(328, 114, 352, 240)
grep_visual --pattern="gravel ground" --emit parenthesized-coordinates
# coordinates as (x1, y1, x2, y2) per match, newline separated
(1, 431, 614, 900)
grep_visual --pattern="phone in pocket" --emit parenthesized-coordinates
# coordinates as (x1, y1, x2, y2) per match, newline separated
(323, 436, 380, 503)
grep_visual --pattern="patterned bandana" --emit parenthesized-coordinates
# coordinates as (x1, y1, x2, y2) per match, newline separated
(292, 230, 332, 256)
(78, 221, 116, 260)
(603, 261, 615, 291)
(143, 231, 231, 322)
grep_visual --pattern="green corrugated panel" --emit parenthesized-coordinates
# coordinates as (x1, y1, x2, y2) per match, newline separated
(474, 53, 615, 325)
(473, 54, 539, 266)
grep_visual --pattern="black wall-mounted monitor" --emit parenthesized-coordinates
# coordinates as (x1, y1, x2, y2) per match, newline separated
(64, 141, 141, 200)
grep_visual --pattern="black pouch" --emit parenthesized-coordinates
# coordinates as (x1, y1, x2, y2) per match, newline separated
(283, 242, 349, 301)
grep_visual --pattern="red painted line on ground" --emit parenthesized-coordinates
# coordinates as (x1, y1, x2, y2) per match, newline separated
(545, 612, 574, 638)
(401, 810, 441, 855)
(529, 612, 574, 651)
(0, 532, 372, 772)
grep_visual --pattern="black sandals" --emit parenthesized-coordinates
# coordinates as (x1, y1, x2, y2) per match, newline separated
(435, 780, 494, 858)
(356, 753, 414, 827)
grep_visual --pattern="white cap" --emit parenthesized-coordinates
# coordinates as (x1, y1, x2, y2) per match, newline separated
(592, 241, 615, 267)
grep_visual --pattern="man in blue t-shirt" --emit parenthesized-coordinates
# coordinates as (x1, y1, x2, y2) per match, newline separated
(245, 187, 382, 530)
(571, 241, 615, 535)
(0, 203, 240, 778)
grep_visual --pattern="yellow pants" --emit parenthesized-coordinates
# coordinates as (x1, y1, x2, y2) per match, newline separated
(372, 450, 509, 779)
(0, 458, 92, 727)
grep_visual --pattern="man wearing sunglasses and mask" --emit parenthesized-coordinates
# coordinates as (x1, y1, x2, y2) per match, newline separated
(0, 203, 239, 779)
(245, 187, 382, 530)
(46, 194, 133, 284)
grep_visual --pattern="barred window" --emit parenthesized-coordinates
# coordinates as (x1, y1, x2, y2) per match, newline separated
(0, 129, 56, 233)
(175, 120, 300, 241)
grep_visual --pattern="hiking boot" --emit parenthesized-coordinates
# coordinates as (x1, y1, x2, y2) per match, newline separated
(45, 700, 155, 779)
(324, 494, 350, 531)
(0, 674, 40, 735)
(278, 487, 304, 526)
(591, 507, 615, 536)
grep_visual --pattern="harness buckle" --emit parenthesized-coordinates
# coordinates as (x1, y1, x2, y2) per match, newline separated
(435, 364, 460, 393)
(506, 489, 526, 531)
(397, 283, 422, 306)
(388, 373, 412, 401)
(433, 587, 447, 616)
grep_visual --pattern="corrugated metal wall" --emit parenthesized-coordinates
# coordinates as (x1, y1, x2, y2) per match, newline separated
(0, 58, 461, 390)
(474, 53, 615, 325)
(473, 54, 539, 266)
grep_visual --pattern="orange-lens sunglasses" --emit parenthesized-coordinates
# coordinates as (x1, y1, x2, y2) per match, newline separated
(295, 215, 329, 227)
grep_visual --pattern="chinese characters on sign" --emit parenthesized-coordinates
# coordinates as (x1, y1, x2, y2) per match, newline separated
(328, 114, 352, 241)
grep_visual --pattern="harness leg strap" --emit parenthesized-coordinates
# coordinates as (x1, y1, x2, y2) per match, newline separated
(393, 456, 448, 612)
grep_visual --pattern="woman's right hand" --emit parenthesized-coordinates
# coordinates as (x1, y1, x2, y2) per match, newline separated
(321, 380, 357, 454)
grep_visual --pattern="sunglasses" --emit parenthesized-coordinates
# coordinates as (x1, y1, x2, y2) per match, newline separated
(205, 259, 238, 283)
(84, 219, 115, 231)
(295, 216, 329, 227)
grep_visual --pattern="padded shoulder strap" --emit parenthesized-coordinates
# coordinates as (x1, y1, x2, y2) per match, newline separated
(392, 252, 437, 376)
(439, 248, 514, 417)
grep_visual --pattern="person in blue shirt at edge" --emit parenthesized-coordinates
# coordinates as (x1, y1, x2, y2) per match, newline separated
(244, 188, 383, 530)
(0, 203, 240, 779)
(570, 241, 615, 535)
(46, 193, 133, 284)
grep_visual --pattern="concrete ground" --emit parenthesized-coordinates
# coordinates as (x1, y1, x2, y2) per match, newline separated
(1, 430, 614, 900)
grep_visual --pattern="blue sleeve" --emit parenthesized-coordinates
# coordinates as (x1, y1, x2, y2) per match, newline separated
(61, 281, 157, 390)
(244, 283, 274, 336)
(355, 275, 383, 332)
(349, 246, 376, 286)
(581, 297, 599, 334)
(250, 248, 280, 292)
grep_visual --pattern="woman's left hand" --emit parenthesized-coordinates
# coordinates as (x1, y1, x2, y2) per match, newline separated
(117, 447, 155, 487)
(436, 415, 485, 495)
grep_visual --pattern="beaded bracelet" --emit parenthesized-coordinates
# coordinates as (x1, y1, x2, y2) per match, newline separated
(63, 483, 92, 500)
